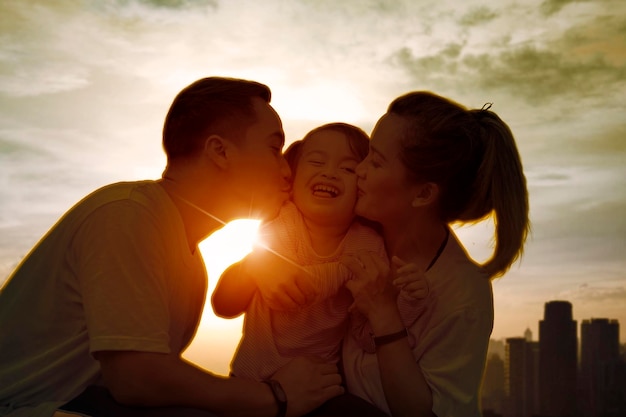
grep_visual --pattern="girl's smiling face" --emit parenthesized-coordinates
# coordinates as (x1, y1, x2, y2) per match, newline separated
(292, 130, 361, 229)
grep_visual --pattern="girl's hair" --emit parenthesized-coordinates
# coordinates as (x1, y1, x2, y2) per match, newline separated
(284, 122, 369, 174)
(389, 91, 530, 278)
(163, 77, 271, 161)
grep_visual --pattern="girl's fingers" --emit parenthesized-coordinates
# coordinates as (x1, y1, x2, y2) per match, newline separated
(395, 263, 419, 275)
(393, 272, 421, 286)
(391, 255, 406, 268)
(341, 254, 365, 275)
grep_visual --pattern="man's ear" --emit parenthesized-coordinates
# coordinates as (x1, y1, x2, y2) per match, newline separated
(204, 135, 230, 169)
(411, 182, 439, 208)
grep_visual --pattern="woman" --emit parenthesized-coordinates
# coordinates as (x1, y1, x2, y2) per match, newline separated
(341, 91, 530, 417)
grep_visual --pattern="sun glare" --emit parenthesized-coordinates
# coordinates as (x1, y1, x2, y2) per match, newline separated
(183, 218, 262, 374)
(198, 218, 262, 282)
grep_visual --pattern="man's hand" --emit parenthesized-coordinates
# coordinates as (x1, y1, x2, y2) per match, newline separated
(244, 247, 317, 311)
(271, 357, 344, 417)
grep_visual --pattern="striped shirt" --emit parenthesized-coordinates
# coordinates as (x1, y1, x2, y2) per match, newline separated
(230, 202, 386, 381)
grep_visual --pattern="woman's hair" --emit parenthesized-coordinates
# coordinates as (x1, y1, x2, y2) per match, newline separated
(284, 122, 370, 174)
(389, 91, 530, 278)
(162, 76, 271, 161)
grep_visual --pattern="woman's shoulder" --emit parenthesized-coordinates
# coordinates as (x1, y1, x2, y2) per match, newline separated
(426, 231, 493, 312)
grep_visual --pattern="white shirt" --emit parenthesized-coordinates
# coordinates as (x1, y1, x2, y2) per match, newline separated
(342, 231, 493, 417)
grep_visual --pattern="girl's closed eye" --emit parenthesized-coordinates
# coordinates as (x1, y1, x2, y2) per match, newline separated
(340, 163, 357, 174)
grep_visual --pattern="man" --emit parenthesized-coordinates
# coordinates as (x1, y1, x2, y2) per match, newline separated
(0, 77, 344, 417)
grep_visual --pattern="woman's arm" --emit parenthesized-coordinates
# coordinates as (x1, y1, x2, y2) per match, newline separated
(343, 252, 435, 417)
(366, 304, 435, 417)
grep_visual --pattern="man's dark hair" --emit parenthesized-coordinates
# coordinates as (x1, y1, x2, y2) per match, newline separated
(163, 77, 272, 161)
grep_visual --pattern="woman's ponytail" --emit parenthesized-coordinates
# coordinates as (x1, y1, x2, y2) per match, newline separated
(472, 110, 530, 278)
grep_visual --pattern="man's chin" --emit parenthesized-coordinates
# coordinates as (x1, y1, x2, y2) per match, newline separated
(251, 200, 285, 223)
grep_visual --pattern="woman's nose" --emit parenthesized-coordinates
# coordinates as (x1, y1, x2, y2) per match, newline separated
(355, 161, 366, 178)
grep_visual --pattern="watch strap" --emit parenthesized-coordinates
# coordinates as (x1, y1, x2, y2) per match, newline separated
(262, 379, 287, 417)
(373, 328, 408, 348)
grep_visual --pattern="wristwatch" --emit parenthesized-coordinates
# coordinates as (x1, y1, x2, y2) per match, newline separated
(263, 379, 287, 417)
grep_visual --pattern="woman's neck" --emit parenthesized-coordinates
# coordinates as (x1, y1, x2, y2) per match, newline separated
(384, 217, 448, 271)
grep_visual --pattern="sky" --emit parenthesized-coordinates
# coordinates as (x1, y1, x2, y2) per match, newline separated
(1, 0, 625, 374)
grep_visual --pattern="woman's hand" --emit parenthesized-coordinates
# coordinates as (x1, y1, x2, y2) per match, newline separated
(341, 252, 397, 322)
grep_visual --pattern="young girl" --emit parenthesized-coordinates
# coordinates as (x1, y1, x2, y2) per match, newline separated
(212, 123, 425, 382)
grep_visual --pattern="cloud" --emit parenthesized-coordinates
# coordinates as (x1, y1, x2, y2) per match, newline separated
(540, 0, 589, 16)
(387, 0, 626, 112)
(458, 6, 499, 27)
(566, 282, 626, 303)
(136, 0, 217, 8)
(394, 37, 626, 107)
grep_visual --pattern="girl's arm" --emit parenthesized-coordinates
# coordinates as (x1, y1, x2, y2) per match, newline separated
(211, 260, 256, 318)
(212, 248, 352, 317)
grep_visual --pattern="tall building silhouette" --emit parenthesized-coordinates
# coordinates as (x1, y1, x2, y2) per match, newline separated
(504, 337, 538, 417)
(524, 327, 532, 342)
(580, 318, 620, 417)
(538, 300, 577, 416)
(482, 352, 506, 415)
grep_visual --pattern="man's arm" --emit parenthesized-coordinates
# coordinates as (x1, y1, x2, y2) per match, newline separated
(97, 351, 343, 417)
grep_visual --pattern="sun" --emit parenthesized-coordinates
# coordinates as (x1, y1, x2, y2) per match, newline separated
(182, 218, 262, 374)
(198, 218, 262, 288)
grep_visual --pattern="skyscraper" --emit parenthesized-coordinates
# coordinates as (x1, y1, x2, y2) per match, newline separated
(538, 300, 577, 416)
(504, 337, 539, 417)
(580, 318, 620, 417)
(482, 352, 506, 415)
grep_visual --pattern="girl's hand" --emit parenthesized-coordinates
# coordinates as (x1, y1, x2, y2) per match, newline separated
(341, 252, 396, 320)
(391, 256, 429, 300)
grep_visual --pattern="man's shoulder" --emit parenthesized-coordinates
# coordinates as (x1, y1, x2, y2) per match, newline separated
(54, 180, 168, 230)
(75, 180, 167, 212)
(86, 180, 160, 201)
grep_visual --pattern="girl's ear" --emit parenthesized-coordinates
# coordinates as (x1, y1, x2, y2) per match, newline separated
(204, 135, 231, 169)
(411, 182, 439, 208)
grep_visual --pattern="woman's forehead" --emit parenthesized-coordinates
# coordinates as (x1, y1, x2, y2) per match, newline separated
(371, 114, 406, 153)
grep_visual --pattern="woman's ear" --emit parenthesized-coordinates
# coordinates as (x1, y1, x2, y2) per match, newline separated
(204, 135, 230, 169)
(411, 182, 439, 208)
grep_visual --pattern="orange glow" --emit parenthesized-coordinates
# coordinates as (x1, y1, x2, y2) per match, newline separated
(183, 219, 261, 375)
